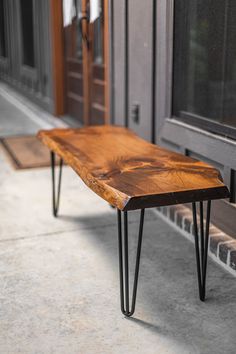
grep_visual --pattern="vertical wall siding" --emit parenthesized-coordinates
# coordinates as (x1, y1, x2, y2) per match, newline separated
(128, 0, 154, 141)
(112, 0, 155, 141)
(113, 0, 126, 126)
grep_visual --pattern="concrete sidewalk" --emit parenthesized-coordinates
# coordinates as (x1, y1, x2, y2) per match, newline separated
(0, 145, 236, 354)
(0, 86, 236, 354)
(0, 82, 66, 138)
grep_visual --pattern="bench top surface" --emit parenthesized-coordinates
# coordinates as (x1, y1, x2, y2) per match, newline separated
(37, 125, 229, 210)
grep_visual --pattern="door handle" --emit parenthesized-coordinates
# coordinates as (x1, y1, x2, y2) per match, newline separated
(79, 15, 89, 48)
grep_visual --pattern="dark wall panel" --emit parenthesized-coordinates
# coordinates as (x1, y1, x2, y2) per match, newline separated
(113, 0, 126, 126)
(128, 0, 153, 141)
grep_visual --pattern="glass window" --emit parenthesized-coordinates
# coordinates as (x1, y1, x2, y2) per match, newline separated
(63, 0, 83, 60)
(76, 0, 83, 59)
(20, 0, 35, 67)
(0, 0, 7, 58)
(173, 0, 236, 129)
(93, 1, 103, 64)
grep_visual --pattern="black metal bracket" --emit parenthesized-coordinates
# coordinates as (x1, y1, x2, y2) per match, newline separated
(117, 209, 145, 317)
(192, 200, 211, 301)
(50, 151, 63, 217)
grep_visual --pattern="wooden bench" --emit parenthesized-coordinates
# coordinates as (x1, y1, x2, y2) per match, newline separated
(38, 125, 229, 317)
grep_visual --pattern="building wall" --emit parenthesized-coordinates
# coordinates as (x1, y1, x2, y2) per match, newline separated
(111, 0, 236, 238)
(0, 0, 53, 113)
(112, 0, 126, 127)
(112, 0, 155, 141)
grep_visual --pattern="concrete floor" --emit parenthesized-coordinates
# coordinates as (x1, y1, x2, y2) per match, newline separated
(0, 82, 66, 137)
(0, 93, 42, 136)
(1, 151, 236, 354)
(0, 88, 236, 353)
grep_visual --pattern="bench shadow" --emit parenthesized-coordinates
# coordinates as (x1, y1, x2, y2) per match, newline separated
(126, 317, 166, 335)
(58, 210, 236, 351)
(59, 208, 156, 230)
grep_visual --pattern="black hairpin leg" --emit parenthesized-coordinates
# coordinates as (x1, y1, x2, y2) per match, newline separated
(50, 151, 63, 217)
(117, 209, 145, 317)
(192, 200, 211, 301)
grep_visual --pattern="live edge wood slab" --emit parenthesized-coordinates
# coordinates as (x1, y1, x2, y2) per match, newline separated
(37, 125, 229, 211)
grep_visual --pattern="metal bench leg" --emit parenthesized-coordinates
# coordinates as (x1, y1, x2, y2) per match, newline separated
(50, 151, 63, 217)
(192, 200, 211, 301)
(117, 209, 145, 317)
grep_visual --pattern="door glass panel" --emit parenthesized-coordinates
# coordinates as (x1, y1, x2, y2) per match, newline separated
(20, 0, 35, 67)
(63, 0, 82, 60)
(76, 0, 83, 59)
(173, 0, 236, 128)
(93, 0, 103, 64)
(0, 0, 7, 58)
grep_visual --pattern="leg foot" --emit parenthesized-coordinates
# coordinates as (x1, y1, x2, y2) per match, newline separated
(50, 151, 63, 217)
(117, 209, 145, 317)
(192, 200, 211, 301)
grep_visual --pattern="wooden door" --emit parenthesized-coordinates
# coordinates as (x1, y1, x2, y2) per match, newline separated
(63, 0, 108, 125)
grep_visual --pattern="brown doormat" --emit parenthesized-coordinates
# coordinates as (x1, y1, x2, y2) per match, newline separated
(0, 135, 57, 169)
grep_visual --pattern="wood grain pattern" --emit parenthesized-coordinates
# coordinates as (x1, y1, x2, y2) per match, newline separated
(37, 126, 229, 211)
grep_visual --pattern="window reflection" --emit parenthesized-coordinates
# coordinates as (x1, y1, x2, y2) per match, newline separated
(93, 0, 103, 64)
(173, 0, 236, 128)
(63, 0, 83, 60)
(63, 0, 76, 27)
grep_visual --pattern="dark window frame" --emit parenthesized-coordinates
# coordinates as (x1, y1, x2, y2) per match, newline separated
(173, 112, 236, 140)
(0, 0, 8, 60)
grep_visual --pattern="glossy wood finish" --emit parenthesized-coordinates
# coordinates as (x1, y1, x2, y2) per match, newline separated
(37, 126, 229, 211)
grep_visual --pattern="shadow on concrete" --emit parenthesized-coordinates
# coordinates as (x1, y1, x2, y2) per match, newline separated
(58, 210, 236, 353)
(58, 208, 156, 231)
